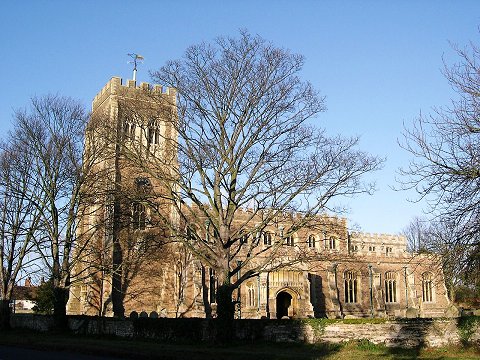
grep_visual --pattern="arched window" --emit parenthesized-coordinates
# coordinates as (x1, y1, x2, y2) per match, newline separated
(176, 261, 184, 302)
(147, 119, 160, 149)
(385, 271, 397, 303)
(132, 202, 146, 230)
(122, 119, 135, 140)
(123, 120, 130, 137)
(247, 283, 256, 307)
(285, 235, 294, 246)
(344, 270, 358, 303)
(263, 232, 272, 245)
(422, 272, 434, 302)
(308, 235, 316, 248)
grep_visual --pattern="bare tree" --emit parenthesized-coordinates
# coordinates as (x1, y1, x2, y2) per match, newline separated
(402, 216, 479, 301)
(400, 37, 480, 286)
(122, 31, 382, 328)
(12, 95, 90, 328)
(402, 216, 430, 252)
(0, 144, 42, 329)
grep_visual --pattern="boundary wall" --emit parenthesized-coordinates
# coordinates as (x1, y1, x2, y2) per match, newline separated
(10, 314, 480, 348)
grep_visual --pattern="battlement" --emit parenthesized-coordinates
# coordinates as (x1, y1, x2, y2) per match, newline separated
(92, 77, 176, 110)
(350, 232, 406, 246)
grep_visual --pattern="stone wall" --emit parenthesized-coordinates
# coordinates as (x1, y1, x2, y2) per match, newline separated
(10, 314, 480, 348)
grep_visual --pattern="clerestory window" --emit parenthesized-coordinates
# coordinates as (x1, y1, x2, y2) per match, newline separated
(285, 235, 294, 246)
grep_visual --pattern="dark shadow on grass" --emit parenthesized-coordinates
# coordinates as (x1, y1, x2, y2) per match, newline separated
(0, 326, 345, 360)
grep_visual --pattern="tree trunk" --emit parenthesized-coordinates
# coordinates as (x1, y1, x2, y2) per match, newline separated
(201, 266, 212, 318)
(53, 286, 69, 330)
(111, 113, 125, 318)
(111, 238, 125, 318)
(0, 299, 11, 330)
(215, 284, 235, 343)
(216, 284, 235, 320)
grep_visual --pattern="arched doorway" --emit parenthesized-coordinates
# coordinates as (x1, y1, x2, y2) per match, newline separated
(276, 291, 293, 319)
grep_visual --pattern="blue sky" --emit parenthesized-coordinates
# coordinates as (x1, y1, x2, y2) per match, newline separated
(1, 1, 479, 234)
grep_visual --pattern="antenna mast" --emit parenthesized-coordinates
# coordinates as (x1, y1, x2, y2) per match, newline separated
(127, 53, 144, 81)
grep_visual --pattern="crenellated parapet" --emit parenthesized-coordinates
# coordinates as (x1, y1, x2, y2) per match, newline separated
(92, 77, 176, 111)
(349, 232, 407, 255)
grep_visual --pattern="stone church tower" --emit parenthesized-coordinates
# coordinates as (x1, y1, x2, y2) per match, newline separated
(67, 77, 179, 317)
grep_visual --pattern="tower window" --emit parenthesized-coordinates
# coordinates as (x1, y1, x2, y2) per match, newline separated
(123, 120, 130, 137)
(132, 202, 146, 230)
(308, 235, 315, 248)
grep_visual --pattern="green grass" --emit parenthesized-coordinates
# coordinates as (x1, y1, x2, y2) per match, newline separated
(0, 329, 478, 359)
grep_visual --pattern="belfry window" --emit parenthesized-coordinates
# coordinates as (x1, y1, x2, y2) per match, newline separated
(344, 271, 358, 303)
(147, 120, 159, 148)
(123, 120, 136, 139)
(422, 272, 434, 302)
(385, 271, 397, 303)
(308, 235, 315, 248)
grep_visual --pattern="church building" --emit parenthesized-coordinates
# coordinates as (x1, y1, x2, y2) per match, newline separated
(67, 77, 451, 320)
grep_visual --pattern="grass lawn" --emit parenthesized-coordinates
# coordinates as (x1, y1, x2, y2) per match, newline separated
(0, 329, 478, 359)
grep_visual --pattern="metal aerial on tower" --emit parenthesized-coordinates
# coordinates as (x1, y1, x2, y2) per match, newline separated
(127, 53, 144, 82)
